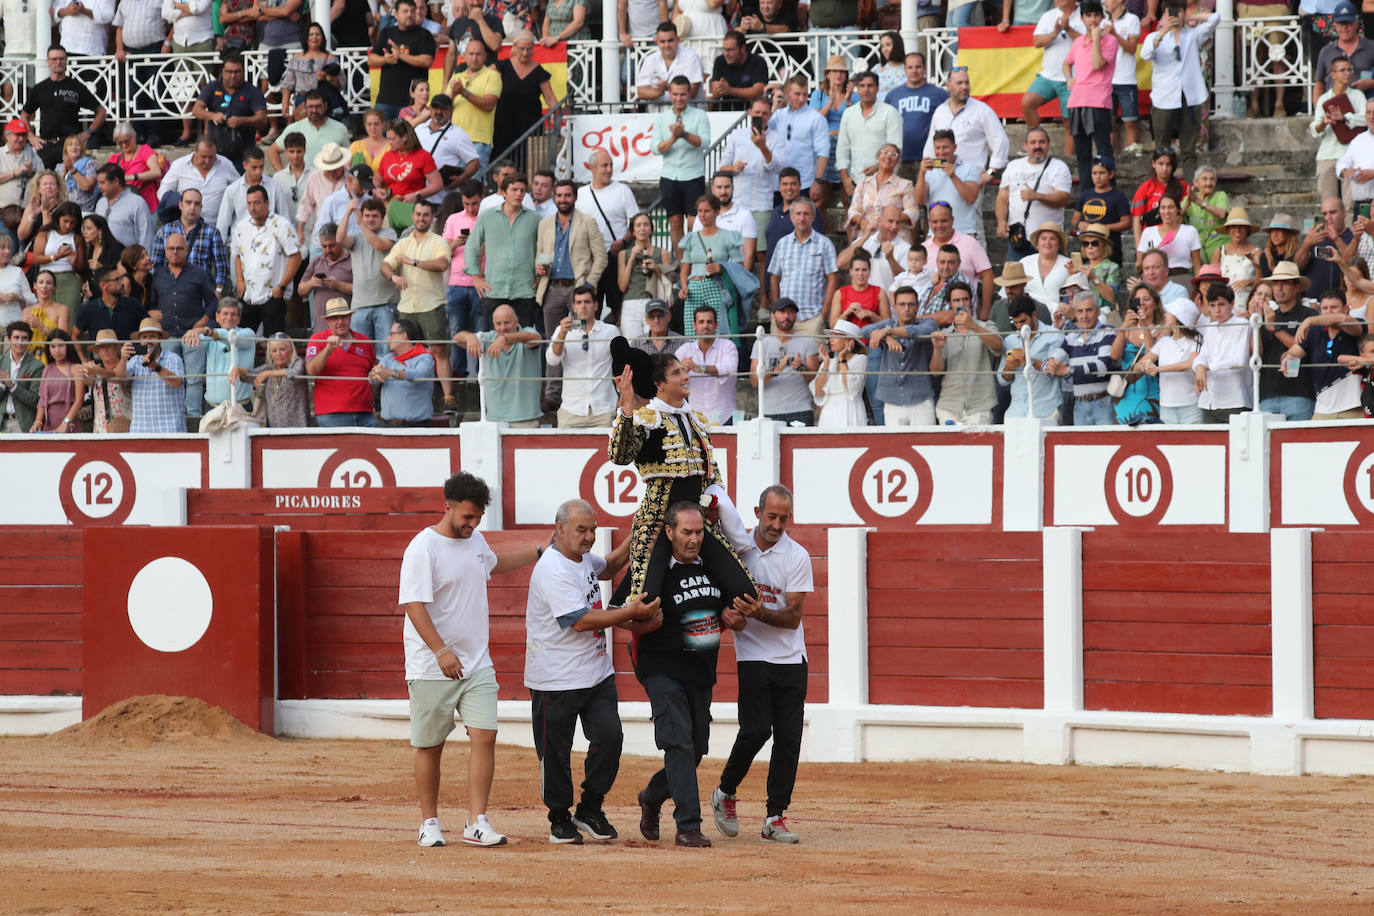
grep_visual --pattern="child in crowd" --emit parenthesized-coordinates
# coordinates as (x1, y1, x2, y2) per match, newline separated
(400, 78, 432, 127)
(888, 245, 931, 297)
(1337, 334, 1374, 418)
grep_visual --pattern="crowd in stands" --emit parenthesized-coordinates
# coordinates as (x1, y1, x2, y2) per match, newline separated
(1, 0, 1374, 435)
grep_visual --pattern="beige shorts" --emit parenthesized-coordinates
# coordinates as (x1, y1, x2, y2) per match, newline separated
(408, 665, 499, 747)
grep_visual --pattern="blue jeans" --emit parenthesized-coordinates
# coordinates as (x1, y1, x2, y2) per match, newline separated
(316, 411, 379, 427)
(351, 303, 396, 350)
(864, 345, 885, 425)
(1259, 395, 1314, 422)
(161, 338, 207, 417)
(1159, 404, 1204, 424)
(474, 142, 491, 169)
(1073, 395, 1117, 426)
(446, 284, 485, 377)
(375, 102, 403, 122)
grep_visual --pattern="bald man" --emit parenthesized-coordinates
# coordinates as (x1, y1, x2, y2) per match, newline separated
(577, 149, 640, 325)
(453, 303, 545, 425)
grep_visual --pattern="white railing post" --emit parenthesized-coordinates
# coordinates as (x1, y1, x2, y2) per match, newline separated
(754, 325, 766, 419)
(1228, 409, 1273, 532)
(34, 16, 50, 82)
(1252, 527, 1315, 775)
(1002, 417, 1045, 531)
(1214, 0, 1236, 117)
(1026, 526, 1086, 765)
(826, 526, 870, 709)
(600, 0, 621, 104)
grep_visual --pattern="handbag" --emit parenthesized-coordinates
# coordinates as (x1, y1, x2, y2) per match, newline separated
(1108, 340, 1146, 399)
(1006, 161, 1050, 257)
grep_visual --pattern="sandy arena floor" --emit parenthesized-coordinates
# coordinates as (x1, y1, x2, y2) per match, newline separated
(2, 700, 1373, 914)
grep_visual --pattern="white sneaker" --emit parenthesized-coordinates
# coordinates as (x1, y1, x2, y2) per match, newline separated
(760, 814, 800, 844)
(463, 816, 508, 847)
(1121, 143, 1144, 155)
(417, 819, 445, 847)
(710, 787, 739, 837)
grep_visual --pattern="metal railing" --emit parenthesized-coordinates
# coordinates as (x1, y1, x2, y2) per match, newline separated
(644, 110, 748, 251)
(474, 95, 575, 188)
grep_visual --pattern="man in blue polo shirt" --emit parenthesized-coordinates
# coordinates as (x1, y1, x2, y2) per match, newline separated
(884, 53, 949, 181)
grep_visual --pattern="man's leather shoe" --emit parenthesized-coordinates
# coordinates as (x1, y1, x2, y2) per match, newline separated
(675, 828, 712, 848)
(638, 790, 661, 841)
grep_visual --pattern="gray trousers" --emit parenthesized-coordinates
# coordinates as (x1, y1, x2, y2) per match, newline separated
(640, 673, 712, 832)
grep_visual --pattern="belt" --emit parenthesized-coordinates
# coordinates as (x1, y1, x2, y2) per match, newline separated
(1075, 391, 1108, 402)
(549, 277, 575, 287)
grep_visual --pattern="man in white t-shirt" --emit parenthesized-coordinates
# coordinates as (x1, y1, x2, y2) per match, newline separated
(1103, 0, 1143, 153)
(1022, 0, 1085, 155)
(525, 498, 658, 845)
(1192, 285, 1253, 423)
(687, 172, 759, 270)
(399, 472, 545, 850)
(995, 127, 1073, 259)
(709, 485, 813, 845)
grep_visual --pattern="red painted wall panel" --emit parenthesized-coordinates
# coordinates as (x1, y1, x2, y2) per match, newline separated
(866, 531, 1043, 709)
(0, 529, 84, 695)
(1081, 532, 1271, 716)
(1313, 533, 1374, 720)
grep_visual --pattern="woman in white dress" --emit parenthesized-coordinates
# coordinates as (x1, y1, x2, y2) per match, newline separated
(674, 0, 726, 37)
(813, 318, 868, 428)
(1212, 207, 1260, 314)
(1019, 222, 1072, 313)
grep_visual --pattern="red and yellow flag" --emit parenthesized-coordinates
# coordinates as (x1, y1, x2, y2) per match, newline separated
(955, 25, 1153, 119)
(368, 42, 568, 108)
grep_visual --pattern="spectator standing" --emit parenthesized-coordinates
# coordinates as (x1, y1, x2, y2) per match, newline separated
(1130, 146, 1190, 246)
(1313, 2, 1374, 112)
(32, 329, 83, 432)
(846, 143, 917, 242)
(0, 120, 40, 232)
(811, 320, 868, 427)
(1103, 0, 1143, 154)
(865, 285, 939, 426)
(654, 76, 711, 253)
(620, 0, 671, 48)
(751, 298, 820, 425)
(541, 0, 591, 43)
(998, 294, 1068, 422)
(1297, 197, 1354, 294)
(1192, 285, 1254, 422)
(530, 171, 557, 219)
(738, 0, 796, 37)
(186, 297, 255, 411)
(52, 0, 114, 56)
(75, 328, 132, 433)
(931, 285, 1003, 425)
(1214, 208, 1261, 312)
(192, 56, 269, 170)
(767, 198, 838, 339)
(838, 205, 910, 294)
(1021, 222, 1074, 312)
(440, 181, 482, 375)
(1338, 101, 1374, 215)
(120, 317, 186, 434)
(1312, 55, 1367, 210)
(1062, 0, 1118, 192)
(923, 202, 995, 320)
(95, 165, 153, 253)
(217, 146, 294, 252)
(32, 202, 86, 310)
(914, 243, 968, 323)
(444, 0, 504, 69)
(546, 285, 620, 428)
(447, 41, 501, 167)
(414, 96, 481, 205)
(1108, 284, 1164, 425)
(1022, 0, 1085, 144)
(674, 306, 737, 425)
(152, 231, 216, 418)
(763, 168, 825, 280)
(1059, 288, 1117, 424)
(1139, 3, 1220, 161)
(382, 198, 459, 412)
(106, 125, 162, 214)
(26, 268, 75, 357)
(577, 150, 640, 322)
(162, 0, 215, 54)
(914, 130, 982, 239)
(996, 127, 1073, 260)
(618, 214, 675, 342)
(633, 300, 684, 356)
(808, 60, 857, 215)
(708, 30, 769, 111)
(21, 45, 107, 172)
(274, 133, 315, 215)
(232, 184, 301, 335)
(1127, 247, 1191, 309)
(296, 144, 349, 248)
(371, 317, 437, 426)
(687, 173, 757, 269)
(1136, 196, 1202, 274)
(368, 0, 437, 121)
(636, 20, 705, 108)
(1072, 222, 1123, 311)
(885, 53, 948, 181)
(0, 235, 35, 326)
(835, 71, 903, 207)
(773, 75, 831, 207)
(467, 172, 540, 329)
(159, 139, 240, 228)
(453, 303, 543, 426)
(0, 321, 43, 433)
(268, 91, 351, 173)
(75, 265, 143, 344)
(1257, 261, 1317, 420)
(299, 223, 355, 330)
(719, 98, 783, 283)
(343, 196, 400, 349)
(306, 297, 378, 426)
(58, 134, 98, 215)
(309, 163, 374, 256)
(537, 179, 609, 410)
(152, 188, 230, 292)
(1284, 289, 1368, 419)
(1142, 321, 1203, 423)
(924, 69, 1011, 200)
(1001, 0, 1055, 27)
(240, 335, 307, 427)
(1072, 157, 1131, 258)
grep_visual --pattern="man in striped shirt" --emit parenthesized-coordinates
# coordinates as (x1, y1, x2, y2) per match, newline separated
(1057, 289, 1116, 425)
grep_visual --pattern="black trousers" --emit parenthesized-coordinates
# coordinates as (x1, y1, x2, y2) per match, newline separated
(1068, 106, 1114, 193)
(719, 660, 807, 817)
(244, 296, 287, 337)
(530, 674, 623, 821)
(597, 259, 624, 326)
(641, 673, 712, 832)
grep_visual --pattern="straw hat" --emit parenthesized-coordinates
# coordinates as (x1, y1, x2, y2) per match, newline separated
(93, 328, 120, 345)
(313, 142, 348, 171)
(135, 317, 168, 338)
(323, 297, 354, 318)
(826, 319, 865, 341)
(825, 54, 850, 73)
(1262, 260, 1311, 291)
(1222, 207, 1257, 230)
(993, 261, 1030, 288)
(1077, 223, 1114, 256)
(1264, 213, 1299, 233)
(1030, 221, 1069, 250)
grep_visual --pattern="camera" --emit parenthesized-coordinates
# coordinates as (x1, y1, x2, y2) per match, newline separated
(133, 343, 147, 357)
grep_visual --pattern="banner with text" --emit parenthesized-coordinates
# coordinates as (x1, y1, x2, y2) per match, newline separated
(571, 112, 750, 183)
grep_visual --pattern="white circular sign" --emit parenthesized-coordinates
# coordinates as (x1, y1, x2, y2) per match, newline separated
(69, 459, 126, 519)
(590, 461, 644, 517)
(126, 557, 213, 653)
(859, 456, 919, 518)
(1354, 453, 1374, 516)
(1113, 454, 1163, 518)
(329, 458, 384, 488)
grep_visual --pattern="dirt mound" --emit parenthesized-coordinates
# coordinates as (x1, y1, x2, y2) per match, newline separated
(45, 695, 269, 747)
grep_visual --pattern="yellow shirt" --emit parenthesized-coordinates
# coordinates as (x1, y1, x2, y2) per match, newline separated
(382, 230, 452, 314)
(448, 66, 502, 147)
(348, 138, 390, 172)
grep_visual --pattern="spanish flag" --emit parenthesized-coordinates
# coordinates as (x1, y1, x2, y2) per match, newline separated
(369, 43, 568, 108)
(956, 25, 1153, 119)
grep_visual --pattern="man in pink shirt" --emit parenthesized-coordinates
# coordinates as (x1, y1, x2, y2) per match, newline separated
(443, 178, 485, 378)
(921, 203, 995, 321)
(1062, 0, 1118, 194)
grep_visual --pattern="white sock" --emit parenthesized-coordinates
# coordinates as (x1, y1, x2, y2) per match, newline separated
(423, 817, 439, 827)
(476, 814, 491, 825)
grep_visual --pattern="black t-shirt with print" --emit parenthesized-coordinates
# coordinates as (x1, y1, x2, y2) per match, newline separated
(372, 25, 438, 107)
(631, 560, 724, 688)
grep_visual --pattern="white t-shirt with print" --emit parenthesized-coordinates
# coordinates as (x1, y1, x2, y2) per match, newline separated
(524, 548, 615, 691)
(734, 530, 813, 665)
(399, 526, 497, 681)
(1151, 333, 1201, 407)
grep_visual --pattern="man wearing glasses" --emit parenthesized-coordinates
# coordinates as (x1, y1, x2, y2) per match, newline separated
(151, 232, 217, 419)
(186, 297, 256, 412)
(547, 285, 619, 428)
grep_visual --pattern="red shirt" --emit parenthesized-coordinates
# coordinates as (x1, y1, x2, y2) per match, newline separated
(1130, 177, 1191, 219)
(377, 149, 437, 198)
(305, 330, 376, 415)
(837, 284, 882, 327)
